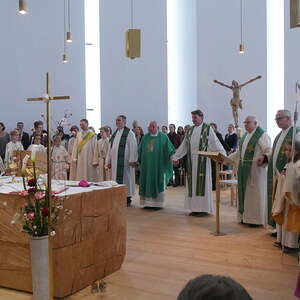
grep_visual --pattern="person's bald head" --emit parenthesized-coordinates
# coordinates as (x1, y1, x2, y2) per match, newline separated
(244, 116, 257, 133)
(148, 121, 158, 135)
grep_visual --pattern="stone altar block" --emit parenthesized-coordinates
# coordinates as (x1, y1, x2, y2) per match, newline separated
(0, 181, 127, 298)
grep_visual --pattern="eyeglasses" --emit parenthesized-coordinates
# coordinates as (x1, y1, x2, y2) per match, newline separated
(275, 117, 287, 121)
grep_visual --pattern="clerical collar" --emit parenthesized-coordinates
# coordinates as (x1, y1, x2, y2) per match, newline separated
(150, 132, 158, 136)
(118, 127, 124, 131)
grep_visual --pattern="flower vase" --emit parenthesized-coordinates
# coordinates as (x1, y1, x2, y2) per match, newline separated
(30, 235, 50, 300)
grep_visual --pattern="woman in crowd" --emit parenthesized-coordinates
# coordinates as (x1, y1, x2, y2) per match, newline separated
(0, 122, 10, 161)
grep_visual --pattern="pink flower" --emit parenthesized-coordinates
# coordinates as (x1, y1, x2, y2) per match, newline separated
(19, 190, 29, 197)
(34, 192, 44, 200)
(27, 212, 35, 220)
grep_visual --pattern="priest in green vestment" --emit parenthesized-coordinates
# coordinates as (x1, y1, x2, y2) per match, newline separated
(139, 121, 175, 208)
(229, 116, 272, 226)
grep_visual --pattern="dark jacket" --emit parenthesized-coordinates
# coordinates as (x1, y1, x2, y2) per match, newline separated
(21, 131, 30, 150)
(168, 132, 181, 149)
(225, 133, 238, 151)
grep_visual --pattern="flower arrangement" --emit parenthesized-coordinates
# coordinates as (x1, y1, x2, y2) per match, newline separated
(12, 153, 70, 237)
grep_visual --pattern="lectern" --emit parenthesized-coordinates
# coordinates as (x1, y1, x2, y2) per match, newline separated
(198, 152, 234, 236)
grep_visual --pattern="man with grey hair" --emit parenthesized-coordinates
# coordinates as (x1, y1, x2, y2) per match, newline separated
(258, 109, 300, 247)
(229, 116, 271, 226)
(138, 121, 175, 208)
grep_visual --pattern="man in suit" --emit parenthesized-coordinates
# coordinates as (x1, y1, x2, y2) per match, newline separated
(225, 124, 238, 153)
(16, 122, 30, 150)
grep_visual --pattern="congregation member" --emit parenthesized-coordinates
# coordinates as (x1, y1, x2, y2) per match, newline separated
(225, 123, 238, 153)
(168, 124, 181, 186)
(177, 126, 185, 143)
(55, 126, 70, 150)
(264, 110, 300, 228)
(68, 125, 79, 180)
(51, 135, 70, 180)
(93, 126, 111, 181)
(71, 119, 98, 181)
(30, 120, 47, 147)
(27, 134, 46, 153)
(132, 120, 139, 131)
(172, 110, 226, 217)
(184, 125, 191, 134)
(272, 141, 300, 253)
(229, 116, 271, 226)
(4, 130, 24, 167)
(106, 115, 138, 207)
(177, 274, 252, 300)
(0, 122, 10, 161)
(138, 121, 175, 209)
(161, 125, 168, 134)
(210, 123, 231, 152)
(134, 126, 144, 146)
(16, 121, 30, 150)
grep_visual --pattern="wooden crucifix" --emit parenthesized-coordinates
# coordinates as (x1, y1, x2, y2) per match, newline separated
(27, 72, 70, 299)
(213, 75, 262, 128)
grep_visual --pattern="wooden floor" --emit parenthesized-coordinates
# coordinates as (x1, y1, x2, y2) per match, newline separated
(0, 187, 299, 300)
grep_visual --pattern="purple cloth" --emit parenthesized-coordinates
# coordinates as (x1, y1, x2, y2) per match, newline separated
(294, 272, 300, 298)
(79, 180, 90, 187)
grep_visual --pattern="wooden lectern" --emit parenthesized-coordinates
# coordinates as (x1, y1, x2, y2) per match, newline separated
(198, 152, 234, 236)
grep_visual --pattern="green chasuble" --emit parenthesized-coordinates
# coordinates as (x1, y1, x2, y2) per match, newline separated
(110, 127, 130, 184)
(186, 123, 210, 197)
(138, 132, 175, 199)
(237, 126, 264, 215)
(267, 126, 300, 225)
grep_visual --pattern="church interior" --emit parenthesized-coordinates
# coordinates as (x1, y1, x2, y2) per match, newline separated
(0, 0, 300, 299)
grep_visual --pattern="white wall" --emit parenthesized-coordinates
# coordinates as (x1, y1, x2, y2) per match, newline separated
(284, 1, 300, 115)
(0, 0, 86, 134)
(197, 0, 267, 135)
(100, 0, 168, 131)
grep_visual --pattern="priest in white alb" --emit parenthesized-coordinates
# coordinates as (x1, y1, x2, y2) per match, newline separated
(106, 115, 138, 207)
(71, 119, 98, 181)
(230, 116, 272, 226)
(172, 110, 226, 217)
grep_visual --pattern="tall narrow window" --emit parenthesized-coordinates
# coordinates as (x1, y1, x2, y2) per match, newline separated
(167, 0, 197, 126)
(267, 0, 284, 140)
(85, 0, 101, 129)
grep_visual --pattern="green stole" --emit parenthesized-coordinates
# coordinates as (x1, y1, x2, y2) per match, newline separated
(237, 126, 264, 215)
(267, 126, 300, 225)
(110, 127, 130, 184)
(186, 123, 210, 197)
(77, 131, 95, 154)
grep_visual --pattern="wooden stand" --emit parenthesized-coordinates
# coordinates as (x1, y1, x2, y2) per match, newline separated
(198, 152, 234, 236)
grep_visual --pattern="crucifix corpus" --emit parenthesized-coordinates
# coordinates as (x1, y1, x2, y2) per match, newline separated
(213, 75, 262, 128)
(27, 72, 70, 299)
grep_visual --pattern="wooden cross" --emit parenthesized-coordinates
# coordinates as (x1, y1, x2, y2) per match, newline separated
(27, 72, 70, 299)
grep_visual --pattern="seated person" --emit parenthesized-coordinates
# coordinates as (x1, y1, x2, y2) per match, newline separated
(177, 274, 252, 300)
